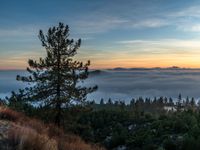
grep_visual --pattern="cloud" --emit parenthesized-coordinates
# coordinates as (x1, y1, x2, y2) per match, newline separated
(118, 39, 200, 47)
(0, 25, 40, 38)
(2, 3, 200, 36)
(117, 39, 200, 54)
(130, 19, 169, 28)
(168, 6, 200, 18)
(72, 16, 129, 34)
(165, 5, 200, 32)
(73, 17, 170, 34)
(0, 28, 33, 37)
(86, 69, 200, 101)
(2, 69, 200, 102)
(87, 69, 200, 100)
(178, 24, 200, 32)
(71, 4, 200, 34)
(0, 70, 27, 93)
(0, 50, 45, 70)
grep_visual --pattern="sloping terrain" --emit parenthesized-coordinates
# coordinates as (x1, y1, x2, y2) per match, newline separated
(0, 106, 105, 150)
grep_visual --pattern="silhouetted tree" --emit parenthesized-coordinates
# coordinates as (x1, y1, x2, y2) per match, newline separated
(158, 97, 164, 107)
(89, 100, 95, 105)
(119, 100, 125, 108)
(177, 94, 182, 111)
(145, 98, 151, 105)
(197, 100, 200, 110)
(164, 97, 168, 104)
(100, 98, 104, 105)
(169, 97, 173, 106)
(130, 98, 135, 106)
(190, 97, 195, 107)
(16, 22, 97, 126)
(107, 98, 113, 105)
(153, 97, 157, 105)
(6, 90, 26, 110)
(186, 96, 190, 106)
(114, 100, 119, 106)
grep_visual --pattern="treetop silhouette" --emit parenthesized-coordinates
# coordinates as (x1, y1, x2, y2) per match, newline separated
(17, 22, 97, 126)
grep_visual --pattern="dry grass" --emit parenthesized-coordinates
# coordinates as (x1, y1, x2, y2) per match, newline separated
(57, 134, 105, 150)
(8, 126, 58, 150)
(0, 107, 23, 121)
(0, 107, 105, 150)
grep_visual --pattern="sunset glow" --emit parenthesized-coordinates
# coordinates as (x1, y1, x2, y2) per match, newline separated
(1, 0, 200, 69)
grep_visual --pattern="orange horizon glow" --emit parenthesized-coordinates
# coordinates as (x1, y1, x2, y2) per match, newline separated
(1, 51, 200, 70)
(0, 62, 200, 70)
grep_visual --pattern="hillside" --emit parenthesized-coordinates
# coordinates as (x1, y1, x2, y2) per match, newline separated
(0, 106, 105, 150)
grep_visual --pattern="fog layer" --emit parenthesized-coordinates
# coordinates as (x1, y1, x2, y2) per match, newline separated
(1, 69, 200, 102)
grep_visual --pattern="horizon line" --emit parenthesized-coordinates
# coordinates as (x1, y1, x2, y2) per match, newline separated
(2, 66, 200, 71)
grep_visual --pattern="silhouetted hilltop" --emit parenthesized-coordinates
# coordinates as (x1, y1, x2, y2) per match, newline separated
(89, 70, 107, 76)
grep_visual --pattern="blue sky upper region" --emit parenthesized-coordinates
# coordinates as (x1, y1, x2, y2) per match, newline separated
(1, 0, 200, 69)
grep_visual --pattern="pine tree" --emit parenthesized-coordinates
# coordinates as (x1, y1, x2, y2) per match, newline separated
(16, 22, 97, 126)
(177, 94, 182, 109)
(100, 98, 104, 105)
(6, 90, 26, 111)
(130, 98, 135, 106)
(169, 97, 173, 106)
(107, 98, 113, 105)
(190, 97, 195, 107)
(186, 96, 189, 106)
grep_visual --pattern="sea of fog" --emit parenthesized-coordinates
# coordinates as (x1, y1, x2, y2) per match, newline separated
(1, 69, 200, 103)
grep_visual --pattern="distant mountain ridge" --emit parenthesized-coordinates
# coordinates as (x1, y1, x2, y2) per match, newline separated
(89, 67, 200, 76)
(109, 66, 200, 71)
(89, 70, 107, 76)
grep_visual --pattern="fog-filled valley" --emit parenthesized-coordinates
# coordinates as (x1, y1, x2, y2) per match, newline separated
(2, 68, 200, 102)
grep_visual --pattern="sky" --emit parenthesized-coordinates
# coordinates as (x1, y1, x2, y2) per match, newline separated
(1, 0, 200, 69)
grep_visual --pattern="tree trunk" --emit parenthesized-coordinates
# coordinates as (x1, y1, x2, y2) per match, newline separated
(55, 101, 61, 126)
(55, 47, 62, 127)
